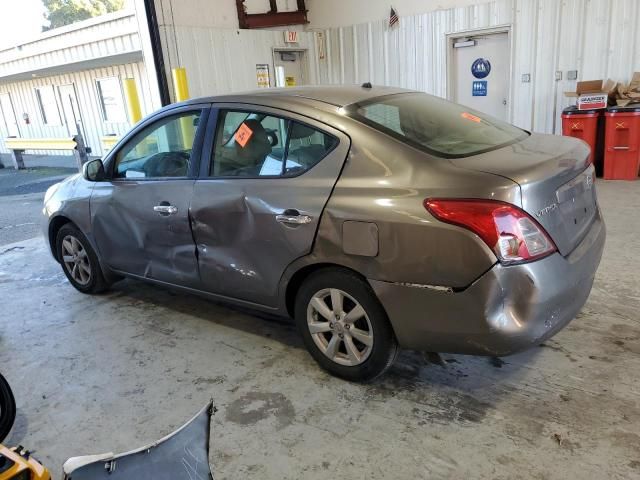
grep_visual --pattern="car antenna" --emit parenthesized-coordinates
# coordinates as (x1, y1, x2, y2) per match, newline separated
(361, 82, 372, 89)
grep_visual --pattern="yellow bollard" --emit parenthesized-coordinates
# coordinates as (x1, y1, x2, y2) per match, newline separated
(123, 78, 142, 124)
(122, 78, 149, 156)
(172, 67, 190, 102)
(172, 67, 194, 150)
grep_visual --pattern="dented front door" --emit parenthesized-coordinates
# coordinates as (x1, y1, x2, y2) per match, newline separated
(92, 179, 198, 286)
(91, 106, 208, 287)
(190, 106, 350, 308)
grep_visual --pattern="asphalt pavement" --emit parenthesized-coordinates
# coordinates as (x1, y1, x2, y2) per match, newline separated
(0, 166, 77, 246)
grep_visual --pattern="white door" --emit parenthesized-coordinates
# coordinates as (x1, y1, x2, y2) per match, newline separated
(451, 32, 510, 120)
(0, 93, 20, 137)
(273, 50, 306, 87)
(58, 84, 83, 137)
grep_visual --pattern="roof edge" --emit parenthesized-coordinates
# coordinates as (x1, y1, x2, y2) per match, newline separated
(0, 9, 136, 54)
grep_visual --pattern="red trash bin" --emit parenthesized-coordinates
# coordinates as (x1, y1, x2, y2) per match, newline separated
(604, 106, 640, 180)
(561, 106, 604, 174)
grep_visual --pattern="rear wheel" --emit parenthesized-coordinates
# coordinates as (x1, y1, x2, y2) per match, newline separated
(295, 268, 398, 382)
(0, 373, 15, 443)
(56, 224, 110, 294)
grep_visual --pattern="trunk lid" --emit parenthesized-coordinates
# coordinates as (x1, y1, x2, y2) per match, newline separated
(449, 133, 597, 256)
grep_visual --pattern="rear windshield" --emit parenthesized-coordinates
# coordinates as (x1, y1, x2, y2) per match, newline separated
(348, 92, 528, 158)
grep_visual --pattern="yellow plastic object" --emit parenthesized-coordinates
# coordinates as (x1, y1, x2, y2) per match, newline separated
(171, 67, 190, 102)
(4, 138, 76, 151)
(172, 67, 194, 150)
(0, 445, 50, 480)
(123, 78, 143, 125)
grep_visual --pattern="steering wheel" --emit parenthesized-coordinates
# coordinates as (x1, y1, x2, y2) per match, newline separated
(144, 151, 190, 177)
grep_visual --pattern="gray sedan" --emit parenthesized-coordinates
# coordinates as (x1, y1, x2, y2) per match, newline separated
(43, 85, 605, 381)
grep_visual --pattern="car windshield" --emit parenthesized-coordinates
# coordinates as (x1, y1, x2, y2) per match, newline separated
(349, 92, 529, 158)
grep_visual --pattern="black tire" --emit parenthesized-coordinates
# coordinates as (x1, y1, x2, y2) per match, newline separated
(56, 223, 110, 294)
(0, 373, 16, 443)
(295, 268, 398, 382)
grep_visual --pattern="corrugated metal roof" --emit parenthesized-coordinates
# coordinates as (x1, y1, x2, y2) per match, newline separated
(0, 11, 141, 82)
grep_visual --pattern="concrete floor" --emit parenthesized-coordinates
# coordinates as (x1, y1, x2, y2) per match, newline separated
(0, 180, 639, 479)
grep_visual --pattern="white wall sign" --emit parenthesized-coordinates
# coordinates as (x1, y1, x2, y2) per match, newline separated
(256, 64, 270, 88)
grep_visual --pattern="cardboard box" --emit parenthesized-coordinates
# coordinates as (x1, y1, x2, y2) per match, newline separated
(615, 73, 640, 107)
(564, 79, 617, 110)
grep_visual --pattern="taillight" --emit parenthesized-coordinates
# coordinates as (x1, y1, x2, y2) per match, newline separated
(424, 199, 557, 264)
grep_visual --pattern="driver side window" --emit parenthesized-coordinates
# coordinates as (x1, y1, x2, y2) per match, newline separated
(114, 110, 201, 179)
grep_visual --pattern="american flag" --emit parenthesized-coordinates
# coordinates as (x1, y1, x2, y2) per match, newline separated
(389, 6, 399, 28)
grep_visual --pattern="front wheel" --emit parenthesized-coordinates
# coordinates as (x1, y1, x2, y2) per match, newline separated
(56, 223, 110, 294)
(0, 373, 16, 443)
(295, 268, 398, 382)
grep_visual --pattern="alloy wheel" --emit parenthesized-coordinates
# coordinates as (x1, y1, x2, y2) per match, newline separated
(307, 288, 374, 366)
(61, 235, 92, 286)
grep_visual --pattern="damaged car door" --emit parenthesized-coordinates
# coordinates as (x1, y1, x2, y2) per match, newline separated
(91, 106, 208, 287)
(190, 105, 350, 307)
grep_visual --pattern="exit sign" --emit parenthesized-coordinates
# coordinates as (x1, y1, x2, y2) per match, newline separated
(284, 30, 299, 43)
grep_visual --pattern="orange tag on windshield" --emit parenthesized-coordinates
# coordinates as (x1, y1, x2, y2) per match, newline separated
(234, 123, 253, 147)
(461, 112, 482, 123)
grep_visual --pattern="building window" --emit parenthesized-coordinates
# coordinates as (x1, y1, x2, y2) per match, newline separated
(35, 86, 61, 126)
(96, 77, 126, 123)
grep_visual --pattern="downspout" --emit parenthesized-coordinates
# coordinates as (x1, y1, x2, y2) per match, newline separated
(144, 0, 171, 106)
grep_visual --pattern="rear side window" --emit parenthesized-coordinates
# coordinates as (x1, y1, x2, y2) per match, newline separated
(211, 110, 338, 177)
(350, 93, 528, 158)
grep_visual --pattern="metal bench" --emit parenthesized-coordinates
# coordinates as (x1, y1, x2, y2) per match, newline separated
(3, 134, 90, 171)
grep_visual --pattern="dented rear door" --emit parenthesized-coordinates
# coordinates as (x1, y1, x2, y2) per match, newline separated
(190, 105, 350, 307)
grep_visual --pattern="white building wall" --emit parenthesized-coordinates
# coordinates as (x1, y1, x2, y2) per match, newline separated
(154, 0, 318, 100)
(154, 0, 303, 30)
(0, 10, 158, 157)
(160, 26, 319, 99)
(314, 0, 640, 134)
(0, 62, 153, 156)
(306, 0, 496, 28)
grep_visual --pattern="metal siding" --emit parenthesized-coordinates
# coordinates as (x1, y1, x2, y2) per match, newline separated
(532, 0, 561, 133)
(161, 26, 322, 99)
(554, 0, 585, 134)
(0, 61, 152, 156)
(315, 0, 639, 134)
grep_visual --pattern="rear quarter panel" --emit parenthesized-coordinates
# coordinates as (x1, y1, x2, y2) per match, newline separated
(308, 122, 522, 288)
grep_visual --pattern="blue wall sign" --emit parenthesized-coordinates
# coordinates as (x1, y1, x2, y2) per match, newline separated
(471, 58, 491, 79)
(472, 81, 487, 96)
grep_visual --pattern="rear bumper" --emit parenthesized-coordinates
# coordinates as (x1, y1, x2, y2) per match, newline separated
(369, 211, 606, 355)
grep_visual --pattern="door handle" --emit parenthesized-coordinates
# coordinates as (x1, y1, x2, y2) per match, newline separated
(612, 146, 630, 150)
(154, 204, 178, 215)
(276, 210, 313, 225)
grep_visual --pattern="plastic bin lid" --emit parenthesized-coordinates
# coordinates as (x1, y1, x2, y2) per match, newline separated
(562, 105, 601, 115)
(607, 105, 640, 113)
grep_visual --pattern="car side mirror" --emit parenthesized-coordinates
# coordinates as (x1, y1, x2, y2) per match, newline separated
(82, 159, 105, 182)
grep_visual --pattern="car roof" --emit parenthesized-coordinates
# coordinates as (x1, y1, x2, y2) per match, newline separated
(178, 85, 416, 109)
